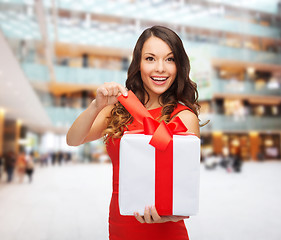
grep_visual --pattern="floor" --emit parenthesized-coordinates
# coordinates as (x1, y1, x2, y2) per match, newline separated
(0, 161, 280, 240)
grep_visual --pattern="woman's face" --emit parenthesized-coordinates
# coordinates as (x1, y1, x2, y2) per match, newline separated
(140, 36, 177, 99)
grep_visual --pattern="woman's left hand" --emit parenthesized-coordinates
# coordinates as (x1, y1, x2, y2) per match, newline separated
(134, 205, 189, 224)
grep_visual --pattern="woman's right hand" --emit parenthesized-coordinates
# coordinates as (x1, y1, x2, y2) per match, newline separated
(94, 82, 128, 110)
(66, 82, 127, 146)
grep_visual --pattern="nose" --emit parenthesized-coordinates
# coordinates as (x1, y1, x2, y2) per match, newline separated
(155, 60, 165, 73)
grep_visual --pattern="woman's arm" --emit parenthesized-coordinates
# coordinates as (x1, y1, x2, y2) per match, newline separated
(66, 101, 111, 146)
(66, 82, 127, 146)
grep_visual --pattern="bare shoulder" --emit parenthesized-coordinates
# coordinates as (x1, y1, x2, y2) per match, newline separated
(176, 109, 198, 121)
(176, 110, 200, 137)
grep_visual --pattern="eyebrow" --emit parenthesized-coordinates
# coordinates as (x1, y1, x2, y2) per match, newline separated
(144, 52, 174, 57)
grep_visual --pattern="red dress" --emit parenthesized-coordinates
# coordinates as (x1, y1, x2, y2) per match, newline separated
(106, 104, 191, 240)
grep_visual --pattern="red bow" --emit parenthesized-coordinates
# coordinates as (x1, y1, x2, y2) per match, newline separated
(118, 91, 188, 151)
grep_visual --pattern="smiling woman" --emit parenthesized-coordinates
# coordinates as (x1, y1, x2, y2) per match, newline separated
(67, 25, 200, 240)
(103, 26, 200, 139)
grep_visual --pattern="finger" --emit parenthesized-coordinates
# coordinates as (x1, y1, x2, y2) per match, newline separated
(173, 215, 189, 220)
(112, 86, 119, 96)
(168, 216, 186, 222)
(97, 87, 108, 96)
(117, 85, 128, 97)
(106, 83, 118, 96)
(143, 206, 153, 224)
(107, 87, 113, 96)
(150, 205, 162, 223)
(134, 212, 145, 224)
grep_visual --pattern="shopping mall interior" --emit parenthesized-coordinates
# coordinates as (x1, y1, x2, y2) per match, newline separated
(0, 0, 281, 163)
(0, 1, 281, 240)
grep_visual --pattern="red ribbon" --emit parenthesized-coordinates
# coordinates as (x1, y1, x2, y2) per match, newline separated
(118, 91, 192, 215)
(118, 91, 190, 151)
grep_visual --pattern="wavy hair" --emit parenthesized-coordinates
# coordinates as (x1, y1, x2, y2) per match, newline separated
(104, 26, 200, 141)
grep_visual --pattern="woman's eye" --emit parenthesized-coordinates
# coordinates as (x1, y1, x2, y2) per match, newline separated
(146, 57, 154, 61)
(167, 57, 175, 62)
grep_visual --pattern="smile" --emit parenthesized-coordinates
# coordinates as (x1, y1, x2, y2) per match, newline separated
(151, 76, 169, 83)
(150, 76, 169, 85)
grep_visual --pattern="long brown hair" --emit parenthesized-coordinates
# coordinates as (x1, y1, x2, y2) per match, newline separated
(104, 26, 200, 141)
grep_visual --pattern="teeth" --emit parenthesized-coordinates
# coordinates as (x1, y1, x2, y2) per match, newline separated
(151, 77, 168, 81)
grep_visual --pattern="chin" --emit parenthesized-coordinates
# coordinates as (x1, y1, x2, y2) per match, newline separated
(150, 87, 170, 96)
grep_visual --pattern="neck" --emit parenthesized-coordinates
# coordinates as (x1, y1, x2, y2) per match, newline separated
(145, 93, 162, 110)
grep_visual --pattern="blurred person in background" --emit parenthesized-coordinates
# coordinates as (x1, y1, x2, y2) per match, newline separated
(220, 153, 232, 171)
(58, 151, 64, 165)
(4, 150, 16, 183)
(65, 152, 72, 164)
(18, 39, 28, 62)
(39, 153, 48, 167)
(232, 148, 243, 173)
(0, 154, 3, 181)
(204, 153, 221, 170)
(67, 26, 200, 240)
(25, 152, 35, 183)
(16, 151, 27, 183)
(220, 147, 235, 172)
(51, 152, 57, 165)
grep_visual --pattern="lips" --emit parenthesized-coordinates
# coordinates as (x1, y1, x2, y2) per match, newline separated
(150, 76, 169, 86)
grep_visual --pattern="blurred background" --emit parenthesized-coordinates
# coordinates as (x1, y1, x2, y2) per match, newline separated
(0, 0, 281, 240)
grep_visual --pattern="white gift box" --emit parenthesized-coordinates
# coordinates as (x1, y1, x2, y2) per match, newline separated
(119, 132, 200, 216)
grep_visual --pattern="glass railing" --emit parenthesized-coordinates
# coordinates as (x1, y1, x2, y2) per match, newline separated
(204, 43, 281, 65)
(0, 2, 280, 43)
(22, 63, 281, 98)
(46, 108, 281, 132)
(0, 10, 41, 40)
(48, 0, 280, 39)
(205, 0, 280, 14)
(22, 62, 127, 85)
(202, 114, 281, 131)
(212, 78, 281, 96)
(54, 65, 127, 85)
(2, 0, 279, 15)
(22, 62, 49, 82)
(45, 106, 84, 128)
(2, 14, 280, 60)
(1, 9, 281, 65)
(21, 43, 281, 86)
(22, 62, 281, 98)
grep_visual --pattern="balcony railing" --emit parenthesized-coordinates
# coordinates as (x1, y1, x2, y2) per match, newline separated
(204, 0, 279, 14)
(45, 107, 281, 132)
(54, 65, 127, 85)
(52, 2, 280, 39)
(200, 114, 281, 132)
(22, 62, 49, 82)
(45, 106, 84, 128)
(205, 43, 281, 65)
(212, 78, 281, 96)
(22, 62, 127, 85)
(23, 63, 281, 98)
